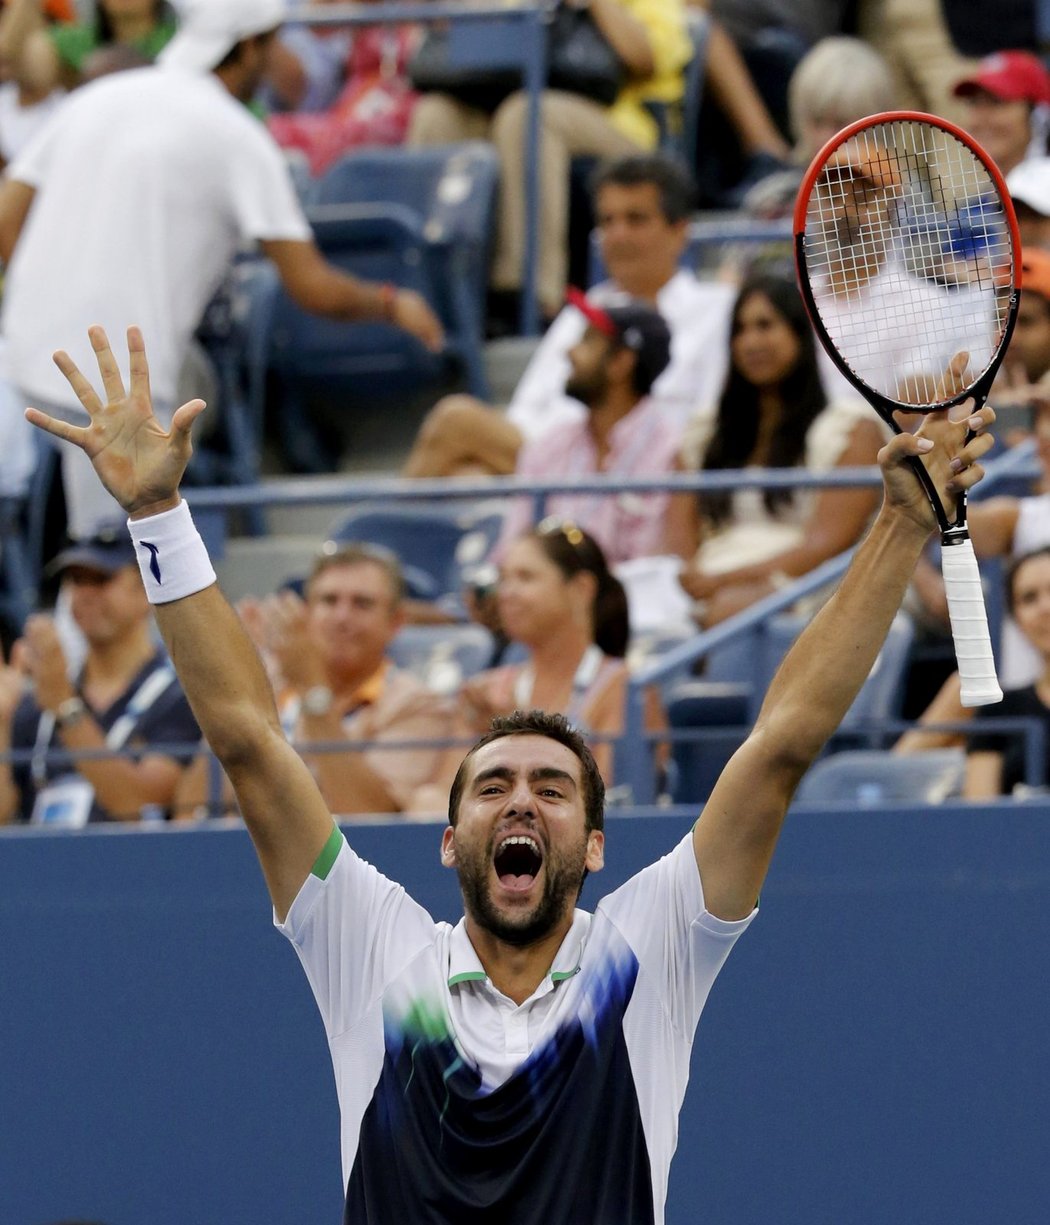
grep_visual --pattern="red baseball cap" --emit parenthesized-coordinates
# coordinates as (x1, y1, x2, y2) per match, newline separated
(953, 51, 1050, 106)
(565, 288, 672, 386)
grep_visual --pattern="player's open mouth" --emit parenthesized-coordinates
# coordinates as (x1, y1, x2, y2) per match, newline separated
(493, 834, 543, 893)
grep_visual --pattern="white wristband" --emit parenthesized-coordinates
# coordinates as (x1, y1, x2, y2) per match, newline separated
(127, 500, 216, 605)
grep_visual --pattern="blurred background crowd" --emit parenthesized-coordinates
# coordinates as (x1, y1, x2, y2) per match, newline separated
(2, 0, 1050, 827)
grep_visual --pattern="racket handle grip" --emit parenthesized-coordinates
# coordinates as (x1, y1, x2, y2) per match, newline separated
(942, 537, 1003, 708)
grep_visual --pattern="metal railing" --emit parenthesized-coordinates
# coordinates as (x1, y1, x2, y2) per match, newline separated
(2, 439, 1042, 816)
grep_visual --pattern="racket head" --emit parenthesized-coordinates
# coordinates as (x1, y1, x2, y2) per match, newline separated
(794, 110, 1021, 419)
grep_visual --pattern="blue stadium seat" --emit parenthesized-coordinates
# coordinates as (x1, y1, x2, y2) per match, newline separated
(190, 259, 278, 516)
(794, 748, 966, 805)
(248, 144, 499, 472)
(665, 678, 751, 804)
(327, 501, 505, 602)
(838, 614, 915, 745)
(663, 610, 915, 803)
(313, 141, 499, 390)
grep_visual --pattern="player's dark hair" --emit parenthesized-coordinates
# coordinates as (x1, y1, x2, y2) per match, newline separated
(528, 520, 629, 658)
(1006, 545, 1050, 614)
(698, 273, 827, 527)
(447, 710, 606, 833)
(590, 153, 696, 223)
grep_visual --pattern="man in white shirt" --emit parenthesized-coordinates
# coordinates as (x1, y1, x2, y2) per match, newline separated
(402, 153, 737, 477)
(26, 323, 996, 1223)
(0, 0, 443, 535)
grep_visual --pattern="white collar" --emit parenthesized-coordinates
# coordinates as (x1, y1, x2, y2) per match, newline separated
(446, 911, 589, 991)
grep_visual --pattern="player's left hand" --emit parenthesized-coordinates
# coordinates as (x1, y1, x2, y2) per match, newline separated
(880, 398, 995, 532)
(25, 326, 205, 520)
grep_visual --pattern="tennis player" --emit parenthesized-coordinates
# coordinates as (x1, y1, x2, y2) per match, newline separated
(27, 326, 995, 1224)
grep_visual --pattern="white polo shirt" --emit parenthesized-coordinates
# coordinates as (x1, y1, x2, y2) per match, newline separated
(278, 829, 754, 1224)
(2, 65, 311, 412)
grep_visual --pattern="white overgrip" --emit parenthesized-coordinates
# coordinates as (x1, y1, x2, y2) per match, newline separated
(941, 537, 1003, 707)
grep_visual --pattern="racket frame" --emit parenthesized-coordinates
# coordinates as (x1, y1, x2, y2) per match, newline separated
(794, 109, 1021, 533)
(793, 110, 1021, 706)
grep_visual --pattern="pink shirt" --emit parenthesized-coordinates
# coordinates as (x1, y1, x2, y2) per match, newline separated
(498, 398, 682, 565)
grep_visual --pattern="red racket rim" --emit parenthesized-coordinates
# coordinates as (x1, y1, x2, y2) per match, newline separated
(793, 109, 1022, 417)
(792, 110, 1023, 272)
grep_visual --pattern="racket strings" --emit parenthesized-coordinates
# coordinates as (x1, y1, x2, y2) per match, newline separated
(802, 120, 1013, 408)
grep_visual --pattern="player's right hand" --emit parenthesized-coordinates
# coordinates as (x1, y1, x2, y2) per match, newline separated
(25, 325, 206, 519)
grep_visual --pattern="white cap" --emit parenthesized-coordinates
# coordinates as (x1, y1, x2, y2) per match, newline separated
(1007, 157, 1050, 218)
(159, 0, 287, 73)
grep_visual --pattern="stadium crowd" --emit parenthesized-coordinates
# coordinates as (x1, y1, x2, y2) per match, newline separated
(2, 0, 1050, 824)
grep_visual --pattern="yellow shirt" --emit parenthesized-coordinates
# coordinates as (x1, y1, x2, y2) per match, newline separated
(606, 0, 691, 148)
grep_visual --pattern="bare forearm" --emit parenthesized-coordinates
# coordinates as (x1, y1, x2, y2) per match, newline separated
(53, 719, 182, 818)
(706, 527, 864, 588)
(262, 239, 391, 321)
(704, 21, 789, 156)
(588, 0, 654, 76)
(757, 505, 928, 763)
(153, 585, 283, 762)
(663, 490, 700, 559)
(291, 262, 391, 322)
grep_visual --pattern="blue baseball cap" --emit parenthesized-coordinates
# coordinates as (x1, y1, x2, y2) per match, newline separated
(46, 523, 137, 578)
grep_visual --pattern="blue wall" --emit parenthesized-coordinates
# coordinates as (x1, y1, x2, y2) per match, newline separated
(2, 806, 1049, 1225)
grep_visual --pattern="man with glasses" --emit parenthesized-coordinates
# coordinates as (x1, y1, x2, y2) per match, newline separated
(0, 525, 200, 825)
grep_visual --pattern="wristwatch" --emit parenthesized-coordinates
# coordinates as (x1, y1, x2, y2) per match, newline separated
(301, 685, 334, 717)
(54, 696, 88, 729)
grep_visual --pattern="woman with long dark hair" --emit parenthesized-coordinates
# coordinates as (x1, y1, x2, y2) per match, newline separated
(664, 272, 884, 626)
(415, 520, 661, 801)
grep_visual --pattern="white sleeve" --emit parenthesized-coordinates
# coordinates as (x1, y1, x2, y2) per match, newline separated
(275, 834, 437, 1039)
(7, 104, 65, 188)
(229, 122, 313, 244)
(597, 833, 755, 1035)
(506, 308, 585, 438)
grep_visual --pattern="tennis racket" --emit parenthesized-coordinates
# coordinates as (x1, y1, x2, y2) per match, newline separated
(794, 111, 1020, 707)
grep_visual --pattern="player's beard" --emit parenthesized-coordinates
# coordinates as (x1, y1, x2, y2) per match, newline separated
(454, 831, 589, 947)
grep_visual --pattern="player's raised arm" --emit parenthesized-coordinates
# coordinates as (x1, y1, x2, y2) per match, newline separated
(692, 402, 996, 921)
(26, 326, 335, 919)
